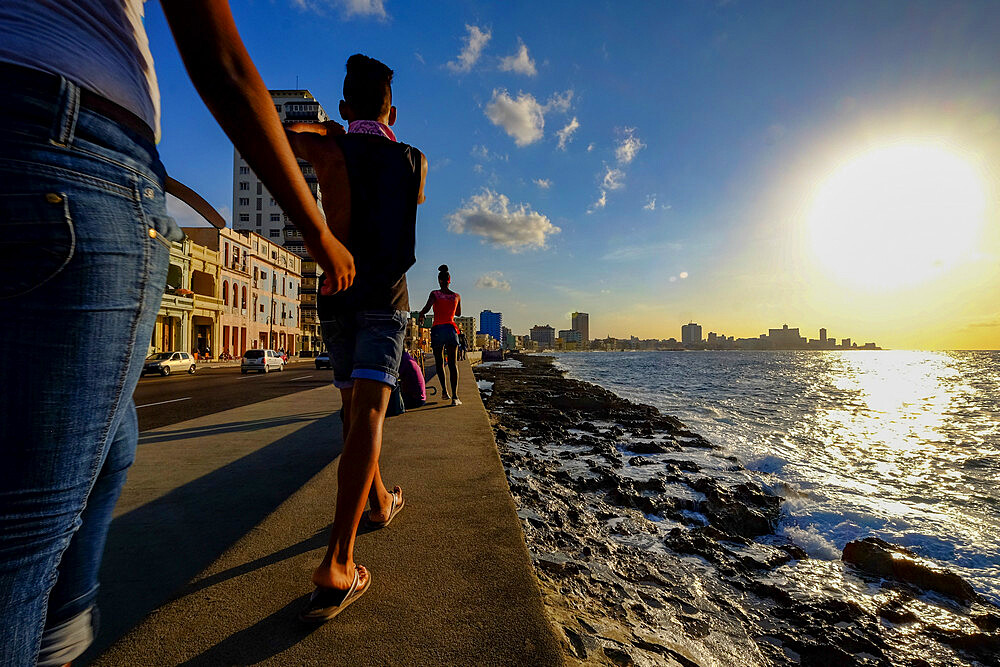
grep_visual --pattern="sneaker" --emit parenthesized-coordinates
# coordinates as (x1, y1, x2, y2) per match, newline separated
(451, 398, 462, 406)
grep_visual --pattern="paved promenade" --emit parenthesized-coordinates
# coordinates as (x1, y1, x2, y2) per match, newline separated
(86, 360, 563, 666)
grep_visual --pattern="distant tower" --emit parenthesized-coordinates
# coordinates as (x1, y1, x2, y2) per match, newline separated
(571, 311, 590, 345)
(479, 310, 503, 346)
(681, 322, 703, 345)
(820, 328, 827, 342)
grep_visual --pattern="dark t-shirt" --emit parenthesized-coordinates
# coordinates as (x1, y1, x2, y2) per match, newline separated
(318, 133, 421, 317)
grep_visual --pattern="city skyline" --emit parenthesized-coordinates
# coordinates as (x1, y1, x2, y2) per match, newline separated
(146, 2, 1000, 350)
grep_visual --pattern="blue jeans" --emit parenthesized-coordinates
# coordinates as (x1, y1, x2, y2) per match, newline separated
(321, 309, 408, 389)
(0, 74, 182, 665)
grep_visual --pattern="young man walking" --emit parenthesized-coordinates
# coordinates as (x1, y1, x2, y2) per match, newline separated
(285, 54, 426, 620)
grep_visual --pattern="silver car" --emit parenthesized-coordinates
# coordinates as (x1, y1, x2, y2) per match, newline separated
(241, 349, 284, 374)
(142, 351, 196, 377)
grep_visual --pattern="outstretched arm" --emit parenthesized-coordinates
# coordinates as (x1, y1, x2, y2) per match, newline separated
(160, 0, 354, 292)
(417, 153, 428, 205)
(416, 292, 435, 321)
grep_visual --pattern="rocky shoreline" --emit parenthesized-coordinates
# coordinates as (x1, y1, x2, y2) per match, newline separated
(474, 355, 1000, 667)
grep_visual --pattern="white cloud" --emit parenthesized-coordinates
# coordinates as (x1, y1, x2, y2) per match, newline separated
(587, 142, 595, 152)
(643, 195, 656, 211)
(679, 271, 689, 279)
(546, 90, 574, 113)
(447, 24, 491, 73)
(484, 88, 575, 147)
(615, 127, 645, 164)
(587, 190, 607, 213)
(556, 117, 580, 150)
(290, 0, 387, 19)
(602, 166, 625, 190)
(485, 90, 546, 146)
(447, 189, 560, 251)
(475, 271, 512, 290)
(499, 41, 537, 76)
(600, 241, 682, 261)
(471, 144, 507, 162)
(414, 52, 425, 64)
(534, 178, 552, 189)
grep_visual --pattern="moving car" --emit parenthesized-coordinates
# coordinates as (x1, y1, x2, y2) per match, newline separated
(142, 351, 196, 377)
(241, 349, 284, 374)
(315, 351, 332, 370)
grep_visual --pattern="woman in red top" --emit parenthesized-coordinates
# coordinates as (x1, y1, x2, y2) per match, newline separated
(416, 265, 462, 405)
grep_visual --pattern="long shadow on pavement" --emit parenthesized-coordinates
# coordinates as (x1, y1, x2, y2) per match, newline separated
(82, 414, 343, 662)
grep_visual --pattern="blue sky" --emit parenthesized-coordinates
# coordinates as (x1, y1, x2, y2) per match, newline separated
(150, 1, 1000, 348)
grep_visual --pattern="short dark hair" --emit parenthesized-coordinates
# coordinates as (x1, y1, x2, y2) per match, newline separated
(344, 54, 393, 120)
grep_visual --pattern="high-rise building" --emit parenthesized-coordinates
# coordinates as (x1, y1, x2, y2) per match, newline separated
(571, 311, 590, 344)
(233, 90, 330, 353)
(455, 316, 476, 347)
(501, 326, 515, 350)
(530, 324, 556, 349)
(479, 310, 503, 346)
(681, 322, 703, 345)
(558, 329, 583, 343)
(819, 327, 827, 342)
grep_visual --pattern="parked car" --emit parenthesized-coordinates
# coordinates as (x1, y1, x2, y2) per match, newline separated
(241, 349, 284, 374)
(315, 351, 332, 369)
(142, 351, 196, 377)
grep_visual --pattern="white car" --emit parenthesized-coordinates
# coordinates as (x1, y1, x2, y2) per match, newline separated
(142, 351, 196, 377)
(241, 349, 284, 374)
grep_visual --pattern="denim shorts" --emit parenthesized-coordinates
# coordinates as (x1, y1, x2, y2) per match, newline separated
(321, 309, 408, 389)
(431, 323, 460, 350)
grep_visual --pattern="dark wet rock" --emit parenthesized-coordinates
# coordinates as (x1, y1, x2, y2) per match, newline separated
(628, 455, 657, 466)
(563, 627, 588, 659)
(843, 537, 979, 603)
(478, 355, 1000, 667)
(691, 478, 781, 538)
(972, 612, 1000, 631)
(602, 646, 635, 666)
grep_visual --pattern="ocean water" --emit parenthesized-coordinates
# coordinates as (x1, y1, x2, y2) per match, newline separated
(553, 350, 1000, 604)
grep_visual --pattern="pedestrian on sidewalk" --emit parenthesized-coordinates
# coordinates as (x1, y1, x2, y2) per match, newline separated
(285, 53, 427, 622)
(416, 265, 462, 406)
(0, 3, 355, 665)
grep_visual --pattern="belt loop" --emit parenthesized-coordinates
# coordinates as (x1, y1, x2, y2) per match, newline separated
(50, 76, 80, 147)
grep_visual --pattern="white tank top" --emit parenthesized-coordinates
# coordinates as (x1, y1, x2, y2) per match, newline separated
(0, 0, 160, 140)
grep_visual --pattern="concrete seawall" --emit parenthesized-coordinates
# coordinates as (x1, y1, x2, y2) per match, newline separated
(87, 360, 563, 665)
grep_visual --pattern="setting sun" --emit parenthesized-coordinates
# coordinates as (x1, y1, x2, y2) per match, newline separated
(807, 142, 987, 290)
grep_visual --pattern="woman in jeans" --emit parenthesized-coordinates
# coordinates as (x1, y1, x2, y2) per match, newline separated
(415, 265, 462, 406)
(0, 2, 354, 665)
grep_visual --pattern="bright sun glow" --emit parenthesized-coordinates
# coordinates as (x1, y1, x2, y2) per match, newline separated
(808, 142, 986, 289)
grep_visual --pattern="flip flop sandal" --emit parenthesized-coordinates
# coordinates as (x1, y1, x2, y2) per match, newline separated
(364, 486, 405, 529)
(298, 566, 371, 623)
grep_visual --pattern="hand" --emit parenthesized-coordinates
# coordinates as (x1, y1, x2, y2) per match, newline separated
(321, 120, 346, 136)
(306, 231, 355, 294)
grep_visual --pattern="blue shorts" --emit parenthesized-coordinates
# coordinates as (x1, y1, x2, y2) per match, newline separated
(321, 309, 408, 389)
(431, 324, 460, 350)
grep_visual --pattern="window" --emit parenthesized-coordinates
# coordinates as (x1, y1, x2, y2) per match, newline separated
(222, 280, 229, 305)
(239, 182, 248, 191)
(269, 198, 276, 205)
(256, 183, 262, 195)
(232, 283, 239, 307)
(270, 214, 280, 222)
(239, 197, 249, 206)
(239, 166, 249, 174)
(256, 198, 262, 211)
(239, 214, 249, 223)
(242, 286, 247, 309)
(269, 229, 281, 238)
(255, 214, 261, 225)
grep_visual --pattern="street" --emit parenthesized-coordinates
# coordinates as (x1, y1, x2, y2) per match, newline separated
(134, 360, 333, 430)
